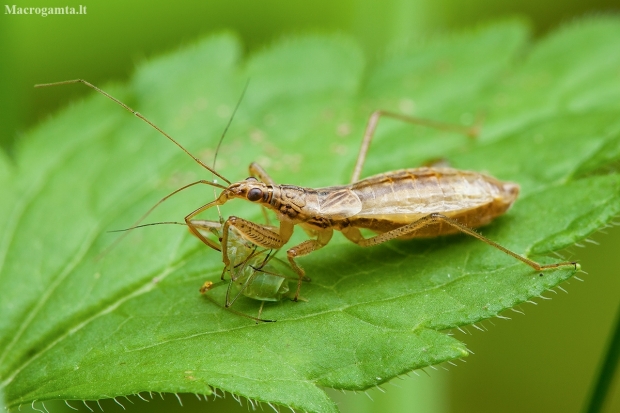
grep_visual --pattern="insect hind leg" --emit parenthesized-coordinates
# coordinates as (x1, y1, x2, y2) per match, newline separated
(351, 110, 481, 183)
(342, 213, 578, 273)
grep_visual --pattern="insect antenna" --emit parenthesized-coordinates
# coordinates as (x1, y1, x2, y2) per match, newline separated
(35, 78, 249, 257)
(107, 221, 187, 232)
(108, 220, 227, 256)
(111, 80, 248, 250)
(212, 79, 249, 182)
(210, 79, 250, 223)
(35, 79, 231, 184)
(94, 178, 227, 259)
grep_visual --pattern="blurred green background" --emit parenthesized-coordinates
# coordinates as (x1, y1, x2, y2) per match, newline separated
(2, 1, 620, 412)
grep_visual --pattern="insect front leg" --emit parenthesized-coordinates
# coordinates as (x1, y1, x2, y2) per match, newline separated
(185, 197, 231, 252)
(221, 216, 293, 267)
(342, 213, 577, 273)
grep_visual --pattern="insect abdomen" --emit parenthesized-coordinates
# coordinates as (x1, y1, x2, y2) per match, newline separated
(346, 167, 519, 237)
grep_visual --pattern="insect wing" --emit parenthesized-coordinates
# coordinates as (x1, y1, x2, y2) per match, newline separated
(316, 187, 363, 219)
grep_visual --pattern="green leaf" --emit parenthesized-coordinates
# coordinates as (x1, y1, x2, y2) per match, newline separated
(2, 18, 620, 413)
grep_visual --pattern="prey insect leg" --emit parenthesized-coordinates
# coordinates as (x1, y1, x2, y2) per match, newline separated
(342, 213, 577, 272)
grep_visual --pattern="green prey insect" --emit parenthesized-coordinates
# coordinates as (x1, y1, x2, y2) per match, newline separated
(116, 217, 299, 322)
(36, 79, 578, 304)
(192, 219, 301, 322)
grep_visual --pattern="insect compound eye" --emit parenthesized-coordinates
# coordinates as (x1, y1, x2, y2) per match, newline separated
(245, 177, 258, 182)
(247, 188, 263, 202)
